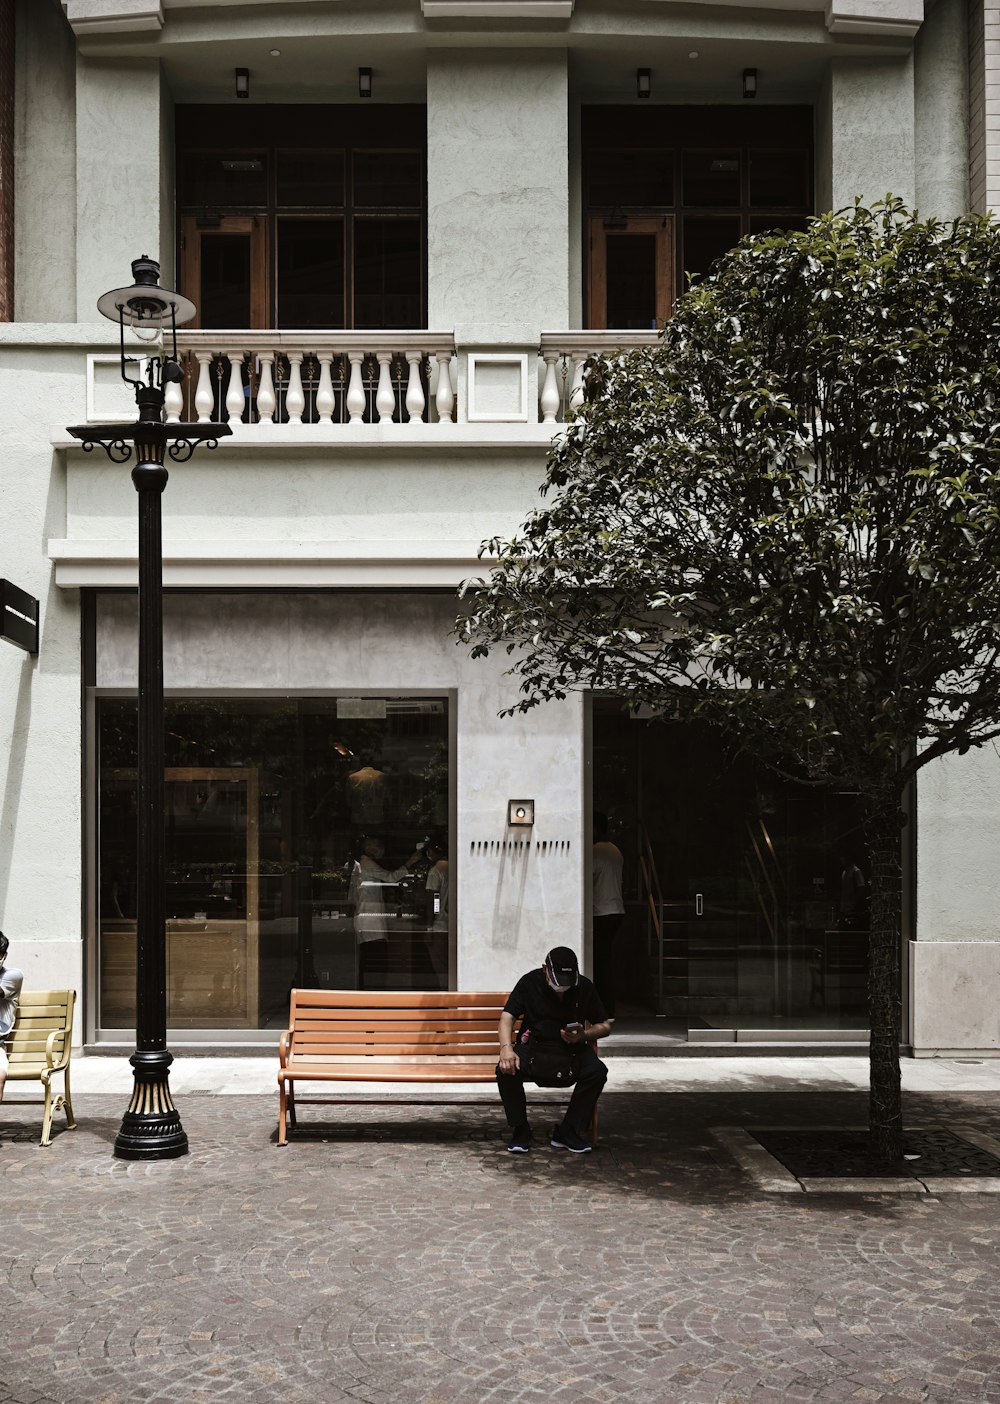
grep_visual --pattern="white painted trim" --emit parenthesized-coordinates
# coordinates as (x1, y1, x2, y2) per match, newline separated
(53, 421, 557, 453)
(48, 539, 493, 589)
(85, 354, 147, 424)
(466, 353, 531, 424)
(422, 1, 574, 15)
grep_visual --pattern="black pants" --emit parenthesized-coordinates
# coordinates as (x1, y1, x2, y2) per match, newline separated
(593, 913, 623, 1017)
(496, 1046, 608, 1138)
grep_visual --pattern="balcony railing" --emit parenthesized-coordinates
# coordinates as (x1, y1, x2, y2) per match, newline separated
(162, 329, 660, 431)
(169, 331, 457, 428)
(538, 331, 661, 423)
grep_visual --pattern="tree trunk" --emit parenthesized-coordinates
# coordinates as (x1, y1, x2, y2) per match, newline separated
(863, 791, 905, 1162)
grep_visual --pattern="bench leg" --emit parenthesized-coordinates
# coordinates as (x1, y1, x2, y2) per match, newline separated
(287, 1081, 297, 1130)
(591, 1105, 599, 1147)
(278, 1080, 289, 1147)
(62, 1064, 77, 1131)
(40, 1075, 54, 1148)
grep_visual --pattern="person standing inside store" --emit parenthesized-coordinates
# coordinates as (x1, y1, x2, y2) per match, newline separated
(0, 932, 24, 1104)
(423, 835, 449, 981)
(497, 946, 611, 1154)
(350, 836, 422, 987)
(592, 811, 625, 1018)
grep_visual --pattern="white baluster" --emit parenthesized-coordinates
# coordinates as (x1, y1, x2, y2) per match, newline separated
(257, 352, 276, 424)
(570, 352, 589, 412)
(164, 363, 184, 424)
(375, 352, 396, 423)
(346, 351, 366, 424)
(195, 351, 215, 423)
(315, 355, 335, 423)
(404, 351, 425, 423)
(435, 349, 454, 424)
(225, 353, 246, 425)
(285, 351, 305, 425)
(540, 351, 561, 424)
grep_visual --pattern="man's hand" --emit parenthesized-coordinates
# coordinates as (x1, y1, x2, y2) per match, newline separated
(560, 1023, 589, 1045)
(498, 1045, 520, 1074)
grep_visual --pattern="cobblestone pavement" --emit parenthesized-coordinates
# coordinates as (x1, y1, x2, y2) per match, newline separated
(3, 1088, 1000, 1404)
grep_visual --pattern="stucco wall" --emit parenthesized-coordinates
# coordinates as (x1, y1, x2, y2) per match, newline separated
(914, 0, 970, 219)
(818, 56, 916, 210)
(14, 0, 76, 322)
(94, 591, 586, 994)
(427, 49, 570, 342)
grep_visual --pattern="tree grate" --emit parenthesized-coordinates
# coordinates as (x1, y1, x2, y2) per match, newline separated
(752, 1126, 1000, 1179)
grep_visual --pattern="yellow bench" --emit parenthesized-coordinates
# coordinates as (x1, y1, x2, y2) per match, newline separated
(4, 990, 77, 1146)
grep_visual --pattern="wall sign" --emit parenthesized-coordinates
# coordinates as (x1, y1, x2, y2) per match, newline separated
(0, 580, 39, 655)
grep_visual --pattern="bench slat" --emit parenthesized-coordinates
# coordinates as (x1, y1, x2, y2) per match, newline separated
(289, 990, 508, 1010)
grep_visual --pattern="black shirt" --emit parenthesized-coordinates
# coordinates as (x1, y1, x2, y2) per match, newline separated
(504, 968, 607, 1044)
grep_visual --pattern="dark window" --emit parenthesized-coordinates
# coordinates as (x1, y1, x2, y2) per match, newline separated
(750, 149, 809, 209)
(183, 152, 268, 209)
(587, 149, 673, 207)
(354, 217, 422, 328)
(683, 216, 743, 284)
(605, 233, 659, 329)
(682, 150, 741, 208)
(177, 106, 426, 329)
(276, 218, 345, 328)
(277, 150, 345, 208)
(199, 235, 253, 328)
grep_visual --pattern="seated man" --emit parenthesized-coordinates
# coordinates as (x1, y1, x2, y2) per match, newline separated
(497, 946, 611, 1154)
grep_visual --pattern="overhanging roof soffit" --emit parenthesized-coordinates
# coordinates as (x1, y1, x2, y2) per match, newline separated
(826, 0, 923, 37)
(62, 1, 163, 34)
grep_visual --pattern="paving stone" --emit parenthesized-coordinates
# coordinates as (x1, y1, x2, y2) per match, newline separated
(3, 1088, 1000, 1400)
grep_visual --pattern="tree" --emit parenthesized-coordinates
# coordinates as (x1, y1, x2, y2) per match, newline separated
(458, 201, 1000, 1161)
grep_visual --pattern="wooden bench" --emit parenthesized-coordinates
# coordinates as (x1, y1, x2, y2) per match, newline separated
(4, 990, 77, 1147)
(277, 989, 599, 1146)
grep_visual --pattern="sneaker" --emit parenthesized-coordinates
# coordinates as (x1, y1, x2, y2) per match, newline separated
(506, 1125, 532, 1153)
(550, 1124, 592, 1154)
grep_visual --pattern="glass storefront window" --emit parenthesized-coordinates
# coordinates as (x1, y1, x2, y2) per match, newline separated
(97, 696, 450, 1031)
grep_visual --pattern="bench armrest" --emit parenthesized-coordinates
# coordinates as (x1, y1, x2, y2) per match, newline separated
(279, 1030, 292, 1067)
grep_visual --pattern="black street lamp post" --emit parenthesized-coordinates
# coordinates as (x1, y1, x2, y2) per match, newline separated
(68, 256, 231, 1159)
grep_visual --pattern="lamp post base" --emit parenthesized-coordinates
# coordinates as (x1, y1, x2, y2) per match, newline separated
(113, 1050, 189, 1160)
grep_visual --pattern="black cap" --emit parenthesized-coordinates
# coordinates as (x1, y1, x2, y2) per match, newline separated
(544, 947, 579, 990)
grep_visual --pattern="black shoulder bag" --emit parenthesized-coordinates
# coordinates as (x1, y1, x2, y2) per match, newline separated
(517, 992, 584, 1087)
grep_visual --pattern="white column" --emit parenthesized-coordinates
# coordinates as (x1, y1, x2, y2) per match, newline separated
(570, 352, 589, 412)
(375, 352, 396, 423)
(404, 351, 425, 423)
(286, 351, 305, 425)
(164, 365, 184, 424)
(540, 350, 561, 424)
(256, 352, 276, 424)
(315, 355, 336, 423)
(346, 352, 366, 424)
(225, 353, 246, 424)
(194, 351, 215, 424)
(435, 350, 454, 424)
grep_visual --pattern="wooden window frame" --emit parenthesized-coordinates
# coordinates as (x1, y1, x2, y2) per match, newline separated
(587, 213, 674, 331)
(180, 214, 269, 330)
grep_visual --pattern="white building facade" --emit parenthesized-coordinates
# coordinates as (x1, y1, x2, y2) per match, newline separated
(0, 0, 997, 1053)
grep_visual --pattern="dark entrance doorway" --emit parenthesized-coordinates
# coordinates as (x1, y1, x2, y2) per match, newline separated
(592, 702, 870, 1038)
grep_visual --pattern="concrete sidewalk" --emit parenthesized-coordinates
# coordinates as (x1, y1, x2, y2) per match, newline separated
(9, 1051, 1000, 1098)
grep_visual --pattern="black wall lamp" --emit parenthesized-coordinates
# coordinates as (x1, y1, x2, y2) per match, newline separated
(359, 67, 372, 98)
(743, 68, 757, 99)
(235, 67, 249, 99)
(636, 68, 651, 99)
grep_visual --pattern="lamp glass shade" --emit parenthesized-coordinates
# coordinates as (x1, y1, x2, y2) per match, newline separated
(507, 799, 535, 827)
(96, 259, 197, 331)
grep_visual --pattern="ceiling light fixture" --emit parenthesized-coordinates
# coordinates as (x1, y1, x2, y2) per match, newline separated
(359, 67, 372, 99)
(636, 68, 651, 99)
(743, 67, 758, 98)
(235, 67, 249, 99)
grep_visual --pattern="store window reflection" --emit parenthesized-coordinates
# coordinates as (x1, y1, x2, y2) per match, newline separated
(98, 696, 450, 1031)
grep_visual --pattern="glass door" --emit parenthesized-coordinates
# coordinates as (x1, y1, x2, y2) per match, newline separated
(588, 214, 674, 330)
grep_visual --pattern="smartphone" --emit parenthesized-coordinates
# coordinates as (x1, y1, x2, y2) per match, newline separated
(564, 1021, 582, 1031)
